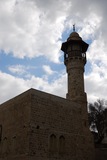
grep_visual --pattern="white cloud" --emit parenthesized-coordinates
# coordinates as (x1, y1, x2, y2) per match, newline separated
(85, 55, 107, 103)
(84, 32, 107, 103)
(8, 64, 27, 75)
(0, 71, 29, 103)
(79, 13, 102, 40)
(0, 0, 71, 63)
(8, 64, 36, 77)
(43, 65, 56, 75)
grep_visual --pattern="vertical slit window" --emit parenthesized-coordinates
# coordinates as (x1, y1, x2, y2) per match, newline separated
(59, 135, 65, 154)
(0, 125, 2, 142)
(49, 134, 57, 153)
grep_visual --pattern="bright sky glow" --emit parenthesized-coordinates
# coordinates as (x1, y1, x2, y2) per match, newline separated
(0, 0, 107, 104)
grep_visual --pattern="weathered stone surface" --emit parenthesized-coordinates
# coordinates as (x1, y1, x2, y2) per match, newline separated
(0, 88, 95, 160)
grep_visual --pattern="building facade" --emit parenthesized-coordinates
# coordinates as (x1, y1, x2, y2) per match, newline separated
(0, 30, 95, 160)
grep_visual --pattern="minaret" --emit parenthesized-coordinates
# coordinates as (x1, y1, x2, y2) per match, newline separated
(61, 26, 89, 104)
(61, 27, 95, 160)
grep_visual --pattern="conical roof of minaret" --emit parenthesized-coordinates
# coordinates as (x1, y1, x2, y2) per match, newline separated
(67, 31, 82, 41)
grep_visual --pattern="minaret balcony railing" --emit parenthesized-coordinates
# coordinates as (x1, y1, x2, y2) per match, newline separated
(64, 51, 86, 65)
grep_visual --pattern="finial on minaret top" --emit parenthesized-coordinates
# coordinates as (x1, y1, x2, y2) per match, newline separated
(73, 24, 75, 32)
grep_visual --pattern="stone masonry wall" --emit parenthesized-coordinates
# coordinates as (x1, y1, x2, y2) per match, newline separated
(66, 59, 85, 102)
(29, 89, 95, 160)
(0, 88, 95, 160)
(0, 90, 31, 160)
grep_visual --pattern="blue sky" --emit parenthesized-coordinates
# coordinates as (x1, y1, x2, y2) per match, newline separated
(0, 0, 107, 104)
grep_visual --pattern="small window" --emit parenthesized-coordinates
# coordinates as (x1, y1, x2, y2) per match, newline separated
(49, 134, 57, 153)
(59, 136, 65, 154)
(82, 53, 86, 58)
(84, 121, 87, 127)
(0, 125, 2, 141)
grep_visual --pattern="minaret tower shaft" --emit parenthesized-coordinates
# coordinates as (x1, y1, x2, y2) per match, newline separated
(61, 27, 89, 104)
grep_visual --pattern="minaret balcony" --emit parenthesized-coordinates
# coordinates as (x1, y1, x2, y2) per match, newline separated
(64, 51, 86, 65)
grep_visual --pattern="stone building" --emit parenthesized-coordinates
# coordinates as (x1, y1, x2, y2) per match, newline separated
(0, 29, 95, 160)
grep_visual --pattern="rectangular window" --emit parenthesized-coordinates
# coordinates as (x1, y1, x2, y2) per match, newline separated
(0, 125, 2, 141)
